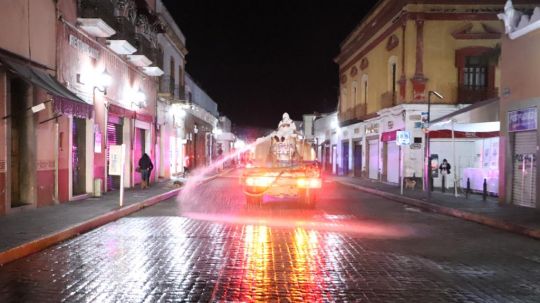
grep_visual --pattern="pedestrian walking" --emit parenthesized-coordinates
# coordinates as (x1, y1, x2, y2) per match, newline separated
(138, 153, 153, 189)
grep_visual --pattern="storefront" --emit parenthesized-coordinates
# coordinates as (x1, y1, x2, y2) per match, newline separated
(365, 121, 380, 180)
(381, 130, 401, 184)
(429, 122, 500, 194)
(498, 2, 540, 209)
(508, 108, 537, 208)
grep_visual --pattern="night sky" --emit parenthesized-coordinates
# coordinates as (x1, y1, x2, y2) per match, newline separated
(164, 0, 376, 129)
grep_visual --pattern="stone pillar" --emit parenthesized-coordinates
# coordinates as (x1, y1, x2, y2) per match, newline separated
(411, 19, 428, 102)
(20, 84, 37, 205)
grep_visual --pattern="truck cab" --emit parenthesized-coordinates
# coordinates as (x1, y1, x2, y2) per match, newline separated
(241, 113, 322, 208)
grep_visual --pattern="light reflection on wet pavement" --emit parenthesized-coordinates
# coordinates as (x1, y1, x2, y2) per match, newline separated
(1, 171, 540, 302)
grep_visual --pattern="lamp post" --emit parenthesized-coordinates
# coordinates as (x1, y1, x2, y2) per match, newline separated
(424, 90, 443, 202)
(89, 70, 112, 193)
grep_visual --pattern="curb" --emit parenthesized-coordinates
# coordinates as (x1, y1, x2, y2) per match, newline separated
(336, 180, 540, 240)
(0, 188, 182, 266)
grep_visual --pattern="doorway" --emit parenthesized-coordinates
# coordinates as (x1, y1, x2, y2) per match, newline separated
(134, 127, 147, 185)
(106, 118, 123, 191)
(354, 143, 362, 177)
(342, 141, 349, 176)
(9, 78, 28, 207)
(72, 118, 86, 196)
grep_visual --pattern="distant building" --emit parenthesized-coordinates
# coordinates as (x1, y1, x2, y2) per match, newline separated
(184, 74, 219, 167)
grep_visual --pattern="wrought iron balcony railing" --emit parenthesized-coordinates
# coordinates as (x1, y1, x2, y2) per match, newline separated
(458, 86, 498, 103)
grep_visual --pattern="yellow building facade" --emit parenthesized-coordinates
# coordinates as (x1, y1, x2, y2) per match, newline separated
(335, 1, 507, 124)
(329, 0, 536, 185)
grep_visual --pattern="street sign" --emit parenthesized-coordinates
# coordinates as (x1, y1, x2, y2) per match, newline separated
(396, 131, 411, 146)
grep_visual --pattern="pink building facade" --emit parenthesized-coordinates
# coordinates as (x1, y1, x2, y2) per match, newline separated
(0, 0, 162, 215)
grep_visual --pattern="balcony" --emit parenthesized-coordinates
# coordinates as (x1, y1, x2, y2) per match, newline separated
(458, 86, 498, 104)
(380, 91, 396, 109)
(354, 104, 366, 118)
(78, 0, 117, 37)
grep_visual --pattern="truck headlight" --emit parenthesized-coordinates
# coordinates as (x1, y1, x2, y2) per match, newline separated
(297, 178, 322, 188)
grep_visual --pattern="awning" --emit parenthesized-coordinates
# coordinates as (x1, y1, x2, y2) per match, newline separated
(428, 121, 500, 138)
(430, 98, 499, 125)
(0, 54, 93, 119)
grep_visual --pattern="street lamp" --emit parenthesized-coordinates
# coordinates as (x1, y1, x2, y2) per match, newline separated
(424, 90, 444, 202)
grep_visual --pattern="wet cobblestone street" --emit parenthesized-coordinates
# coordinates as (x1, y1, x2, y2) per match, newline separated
(1, 173, 540, 302)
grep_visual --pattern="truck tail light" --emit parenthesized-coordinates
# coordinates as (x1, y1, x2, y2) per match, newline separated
(297, 178, 322, 189)
(246, 176, 275, 187)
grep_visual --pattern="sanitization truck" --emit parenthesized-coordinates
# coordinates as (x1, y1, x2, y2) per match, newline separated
(241, 113, 322, 208)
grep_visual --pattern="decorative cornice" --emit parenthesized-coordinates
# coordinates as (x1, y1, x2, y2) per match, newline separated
(360, 58, 369, 70)
(336, 10, 500, 69)
(451, 22, 501, 39)
(386, 34, 399, 51)
(498, 1, 540, 39)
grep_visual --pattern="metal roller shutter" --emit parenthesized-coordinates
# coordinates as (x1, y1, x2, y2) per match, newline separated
(387, 141, 400, 184)
(512, 131, 537, 208)
(107, 121, 123, 191)
(368, 140, 379, 180)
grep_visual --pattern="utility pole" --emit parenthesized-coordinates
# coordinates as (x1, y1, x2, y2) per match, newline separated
(424, 91, 443, 202)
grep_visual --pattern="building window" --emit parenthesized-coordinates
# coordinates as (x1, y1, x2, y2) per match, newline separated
(455, 46, 496, 103)
(352, 82, 357, 107)
(179, 65, 184, 86)
(463, 56, 487, 89)
(388, 56, 398, 100)
(391, 62, 397, 97)
(361, 74, 368, 107)
(170, 57, 175, 95)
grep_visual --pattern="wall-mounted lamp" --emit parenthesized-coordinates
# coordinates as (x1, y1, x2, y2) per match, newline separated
(131, 89, 147, 109)
(212, 128, 223, 138)
(78, 69, 113, 95)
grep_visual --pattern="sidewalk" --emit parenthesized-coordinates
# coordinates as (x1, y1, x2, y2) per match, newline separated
(0, 181, 183, 265)
(333, 176, 540, 240)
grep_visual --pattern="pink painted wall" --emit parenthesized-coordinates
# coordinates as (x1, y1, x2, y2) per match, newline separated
(35, 89, 61, 205)
(0, 0, 56, 68)
(56, 1, 158, 189)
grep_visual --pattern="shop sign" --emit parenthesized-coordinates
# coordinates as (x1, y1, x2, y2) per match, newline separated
(410, 143, 422, 149)
(108, 145, 124, 176)
(365, 123, 379, 135)
(508, 107, 537, 132)
(409, 114, 421, 121)
(396, 131, 411, 146)
(69, 34, 100, 59)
